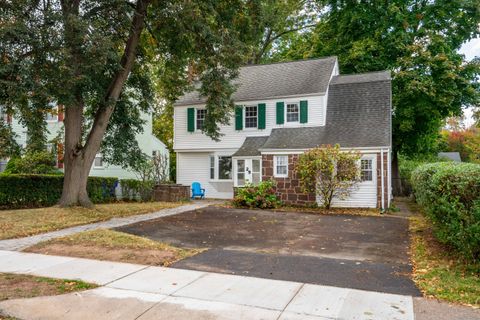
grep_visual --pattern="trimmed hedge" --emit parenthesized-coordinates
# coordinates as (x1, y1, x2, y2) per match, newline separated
(0, 174, 118, 209)
(411, 162, 480, 262)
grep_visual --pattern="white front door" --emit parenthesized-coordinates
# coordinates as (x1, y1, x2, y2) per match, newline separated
(235, 158, 261, 187)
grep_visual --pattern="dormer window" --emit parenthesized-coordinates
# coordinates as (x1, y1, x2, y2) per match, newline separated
(244, 105, 258, 128)
(286, 103, 299, 122)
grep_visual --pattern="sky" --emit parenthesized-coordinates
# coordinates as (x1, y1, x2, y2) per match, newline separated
(458, 37, 480, 127)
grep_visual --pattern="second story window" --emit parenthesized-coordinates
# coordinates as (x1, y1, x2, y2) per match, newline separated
(94, 154, 104, 168)
(45, 107, 58, 122)
(286, 103, 299, 122)
(245, 105, 258, 128)
(196, 109, 206, 131)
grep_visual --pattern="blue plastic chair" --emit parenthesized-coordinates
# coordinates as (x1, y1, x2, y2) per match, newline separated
(191, 182, 205, 199)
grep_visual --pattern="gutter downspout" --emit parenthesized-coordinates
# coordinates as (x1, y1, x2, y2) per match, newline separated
(381, 148, 385, 210)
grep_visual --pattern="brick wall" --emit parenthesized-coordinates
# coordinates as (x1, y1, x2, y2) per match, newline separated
(376, 152, 389, 209)
(262, 154, 316, 206)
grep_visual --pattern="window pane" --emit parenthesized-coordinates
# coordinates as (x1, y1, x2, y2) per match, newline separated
(94, 156, 103, 167)
(245, 105, 257, 128)
(286, 104, 299, 122)
(252, 159, 260, 172)
(218, 156, 232, 180)
(210, 156, 215, 179)
(360, 159, 373, 181)
(252, 172, 260, 184)
(196, 109, 206, 130)
(275, 156, 288, 176)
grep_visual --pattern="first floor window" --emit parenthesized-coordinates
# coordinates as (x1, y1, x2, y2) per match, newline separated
(94, 154, 104, 168)
(274, 155, 288, 177)
(210, 156, 215, 180)
(286, 103, 299, 122)
(218, 156, 232, 180)
(244, 105, 258, 128)
(196, 109, 207, 130)
(361, 159, 373, 181)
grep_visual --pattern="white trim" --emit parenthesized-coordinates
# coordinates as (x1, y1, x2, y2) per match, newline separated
(359, 156, 375, 185)
(285, 102, 300, 124)
(273, 155, 288, 178)
(381, 148, 385, 210)
(174, 92, 328, 108)
(243, 105, 258, 130)
(260, 147, 391, 154)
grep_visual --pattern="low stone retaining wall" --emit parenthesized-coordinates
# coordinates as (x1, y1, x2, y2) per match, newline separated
(153, 184, 190, 202)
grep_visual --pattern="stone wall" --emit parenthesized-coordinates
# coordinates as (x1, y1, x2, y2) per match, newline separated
(153, 184, 190, 202)
(262, 154, 316, 206)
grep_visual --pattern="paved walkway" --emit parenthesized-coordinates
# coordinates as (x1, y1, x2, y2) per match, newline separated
(0, 201, 216, 251)
(0, 250, 414, 320)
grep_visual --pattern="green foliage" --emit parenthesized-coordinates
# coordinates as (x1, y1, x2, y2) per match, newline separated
(233, 180, 281, 209)
(269, 0, 480, 157)
(4, 151, 61, 175)
(297, 144, 360, 209)
(0, 118, 20, 159)
(0, 175, 118, 209)
(411, 162, 480, 262)
(120, 179, 155, 202)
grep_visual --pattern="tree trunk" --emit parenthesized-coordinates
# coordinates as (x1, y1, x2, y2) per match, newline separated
(58, 0, 151, 207)
(391, 150, 403, 196)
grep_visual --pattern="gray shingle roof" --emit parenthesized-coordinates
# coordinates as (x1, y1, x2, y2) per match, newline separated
(261, 72, 392, 150)
(232, 136, 269, 157)
(174, 57, 337, 106)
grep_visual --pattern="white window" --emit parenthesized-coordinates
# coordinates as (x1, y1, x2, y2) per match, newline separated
(196, 109, 206, 131)
(274, 155, 288, 177)
(237, 159, 245, 186)
(209, 155, 232, 181)
(286, 103, 299, 122)
(218, 156, 232, 180)
(45, 107, 58, 122)
(252, 159, 261, 184)
(361, 159, 373, 181)
(244, 105, 258, 128)
(0, 106, 8, 122)
(94, 154, 104, 168)
(209, 155, 215, 180)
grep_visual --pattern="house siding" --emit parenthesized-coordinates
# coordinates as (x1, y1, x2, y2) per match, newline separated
(173, 95, 326, 151)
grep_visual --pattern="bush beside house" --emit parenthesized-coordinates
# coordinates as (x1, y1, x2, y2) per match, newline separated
(233, 180, 281, 209)
(0, 175, 118, 209)
(411, 162, 480, 262)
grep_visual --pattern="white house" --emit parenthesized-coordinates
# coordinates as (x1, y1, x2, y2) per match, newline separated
(173, 57, 392, 209)
(0, 107, 168, 180)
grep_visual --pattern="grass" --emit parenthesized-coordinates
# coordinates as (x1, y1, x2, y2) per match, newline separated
(409, 202, 480, 308)
(25, 229, 202, 266)
(0, 273, 96, 302)
(0, 201, 184, 240)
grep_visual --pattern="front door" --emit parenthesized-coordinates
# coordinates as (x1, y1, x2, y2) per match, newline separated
(236, 158, 261, 187)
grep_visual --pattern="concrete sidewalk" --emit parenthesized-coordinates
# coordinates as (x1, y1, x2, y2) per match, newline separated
(0, 250, 414, 320)
(0, 201, 215, 251)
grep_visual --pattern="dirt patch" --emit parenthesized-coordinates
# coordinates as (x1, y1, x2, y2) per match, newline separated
(0, 273, 95, 302)
(24, 229, 201, 266)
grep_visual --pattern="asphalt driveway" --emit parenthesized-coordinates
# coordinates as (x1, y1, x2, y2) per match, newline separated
(116, 206, 420, 296)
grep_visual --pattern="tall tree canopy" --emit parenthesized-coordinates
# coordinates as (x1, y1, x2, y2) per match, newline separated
(269, 0, 480, 157)
(1, 0, 257, 206)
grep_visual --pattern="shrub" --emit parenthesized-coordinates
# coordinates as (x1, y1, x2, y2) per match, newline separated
(233, 180, 281, 209)
(120, 179, 155, 202)
(411, 162, 480, 262)
(0, 175, 118, 209)
(4, 151, 62, 175)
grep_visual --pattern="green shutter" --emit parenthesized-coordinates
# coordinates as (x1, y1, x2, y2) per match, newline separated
(235, 105, 243, 130)
(187, 108, 195, 132)
(300, 100, 308, 123)
(258, 103, 266, 129)
(276, 102, 284, 124)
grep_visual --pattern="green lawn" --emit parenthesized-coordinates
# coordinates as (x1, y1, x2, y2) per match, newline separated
(0, 202, 184, 240)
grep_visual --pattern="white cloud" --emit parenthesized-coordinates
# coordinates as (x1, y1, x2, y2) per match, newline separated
(459, 37, 480, 61)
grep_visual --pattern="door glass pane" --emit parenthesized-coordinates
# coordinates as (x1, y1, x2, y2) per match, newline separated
(237, 160, 245, 186)
(252, 172, 260, 184)
(252, 159, 260, 172)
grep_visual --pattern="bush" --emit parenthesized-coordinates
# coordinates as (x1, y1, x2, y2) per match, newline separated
(233, 180, 281, 209)
(120, 179, 155, 202)
(411, 162, 480, 262)
(0, 175, 118, 209)
(4, 151, 62, 175)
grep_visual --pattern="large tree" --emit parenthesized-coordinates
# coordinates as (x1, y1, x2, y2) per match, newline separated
(1, 0, 256, 206)
(268, 0, 480, 193)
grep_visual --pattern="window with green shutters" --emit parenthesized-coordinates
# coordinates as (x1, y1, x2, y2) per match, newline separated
(187, 108, 195, 132)
(258, 103, 266, 129)
(276, 102, 284, 124)
(235, 106, 243, 130)
(300, 100, 308, 123)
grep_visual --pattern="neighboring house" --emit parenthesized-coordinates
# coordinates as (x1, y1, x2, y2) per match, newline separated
(438, 152, 462, 162)
(0, 106, 168, 180)
(173, 57, 392, 209)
